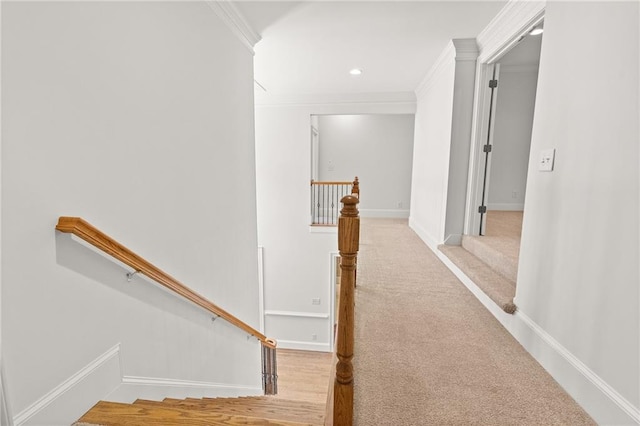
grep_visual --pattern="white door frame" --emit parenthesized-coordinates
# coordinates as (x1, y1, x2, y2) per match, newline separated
(0, 2, 9, 424)
(466, 63, 501, 236)
(463, 4, 545, 236)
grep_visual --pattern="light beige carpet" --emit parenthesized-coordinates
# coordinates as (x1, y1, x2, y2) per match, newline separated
(353, 218, 594, 425)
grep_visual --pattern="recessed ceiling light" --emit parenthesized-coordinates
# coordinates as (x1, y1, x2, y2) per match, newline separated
(529, 27, 543, 36)
(349, 68, 363, 76)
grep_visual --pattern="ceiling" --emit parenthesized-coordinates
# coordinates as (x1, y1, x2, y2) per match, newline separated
(235, 1, 508, 97)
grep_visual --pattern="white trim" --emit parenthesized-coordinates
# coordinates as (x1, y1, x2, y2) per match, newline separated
(109, 376, 262, 403)
(452, 38, 479, 62)
(205, 1, 261, 54)
(359, 209, 409, 219)
(121, 376, 260, 392)
(264, 310, 329, 319)
(0, 1, 4, 421)
(415, 41, 456, 99)
(434, 245, 514, 321)
(443, 234, 462, 246)
(433, 242, 640, 425)
(13, 344, 121, 425)
(258, 246, 265, 334)
(329, 252, 340, 353)
(464, 1, 545, 237)
(477, 1, 546, 64)
(487, 203, 524, 211)
(1, 365, 12, 426)
(255, 91, 416, 109)
(515, 312, 640, 425)
(408, 217, 441, 252)
(276, 340, 331, 353)
(309, 226, 338, 234)
(415, 39, 478, 100)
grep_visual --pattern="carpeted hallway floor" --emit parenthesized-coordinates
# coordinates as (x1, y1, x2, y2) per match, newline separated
(353, 218, 594, 425)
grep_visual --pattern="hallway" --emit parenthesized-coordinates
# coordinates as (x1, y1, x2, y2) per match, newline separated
(352, 218, 593, 425)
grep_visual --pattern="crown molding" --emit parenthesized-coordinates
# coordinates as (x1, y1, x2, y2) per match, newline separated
(415, 41, 456, 99)
(206, 1, 261, 54)
(414, 38, 478, 99)
(477, 0, 545, 63)
(254, 91, 416, 110)
(452, 38, 479, 62)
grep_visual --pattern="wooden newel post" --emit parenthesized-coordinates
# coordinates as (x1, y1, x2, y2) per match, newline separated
(333, 194, 359, 426)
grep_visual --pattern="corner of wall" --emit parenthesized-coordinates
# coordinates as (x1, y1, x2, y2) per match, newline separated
(14, 344, 122, 426)
(13, 342, 266, 425)
(408, 217, 441, 252)
(205, 0, 261, 54)
(415, 42, 456, 100)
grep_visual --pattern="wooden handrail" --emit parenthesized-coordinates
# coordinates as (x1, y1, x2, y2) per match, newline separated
(310, 177, 360, 227)
(55, 217, 277, 350)
(328, 194, 359, 426)
(310, 180, 354, 186)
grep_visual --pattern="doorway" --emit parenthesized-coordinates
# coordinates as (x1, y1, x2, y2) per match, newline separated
(479, 28, 543, 237)
(464, 20, 544, 291)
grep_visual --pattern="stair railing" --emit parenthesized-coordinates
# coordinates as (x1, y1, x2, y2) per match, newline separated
(325, 194, 360, 426)
(55, 216, 277, 395)
(311, 176, 359, 226)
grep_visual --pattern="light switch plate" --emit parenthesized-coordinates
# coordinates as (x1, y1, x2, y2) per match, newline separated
(539, 148, 555, 172)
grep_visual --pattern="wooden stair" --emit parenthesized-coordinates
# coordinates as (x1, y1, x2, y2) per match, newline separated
(77, 396, 325, 426)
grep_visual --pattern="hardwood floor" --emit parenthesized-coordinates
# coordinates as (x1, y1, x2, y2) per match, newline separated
(78, 398, 323, 425)
(275, 349, 333, 404)
(76, 349, 333, 425)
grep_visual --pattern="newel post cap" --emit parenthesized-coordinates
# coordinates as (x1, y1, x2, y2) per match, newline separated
(340, 195, 359, 217)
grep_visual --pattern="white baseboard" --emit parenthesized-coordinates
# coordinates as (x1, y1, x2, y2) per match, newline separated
(107, 377, 262, 403)
(433, 244, 640, 426)
(264, 310, 329, 319)
(14, 344, 122, 426)
(443, 233, 462, 246)
(514, 311, 640, 425)
(309, 226, 337, 234)
(487, 203, 524, 211)
(360, 209, 409, 219)
(408, 217, 441, 251)
(276, 340, 330, 352)
(13, 343, 267, 425)
(2, 364, 13, 426)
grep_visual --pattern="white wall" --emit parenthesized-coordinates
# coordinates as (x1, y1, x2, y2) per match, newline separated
(255, 95, 415, 352)
(409, 50, 455, 246)
(410, 40, 477, 246)
(515, 1, 639, 423)
(317, 114, 414, 217)
(2, 3, 262, 424)
(410, 3, 639, 423)
(487, 67, 538, 210)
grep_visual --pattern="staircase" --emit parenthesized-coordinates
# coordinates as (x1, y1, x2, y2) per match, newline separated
(76, 396, 325, 425)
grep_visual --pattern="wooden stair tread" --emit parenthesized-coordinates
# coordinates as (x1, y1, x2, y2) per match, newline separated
(201, 396, 324, 409)
(152, 396, 323, 411)
(133, 398, 324, 424)
(78, 401, 315, 426)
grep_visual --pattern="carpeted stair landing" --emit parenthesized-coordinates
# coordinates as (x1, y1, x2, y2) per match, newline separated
(76, 396, 325, 425)
(438, 240, 517, 313)
(438, 212, 522, 313)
